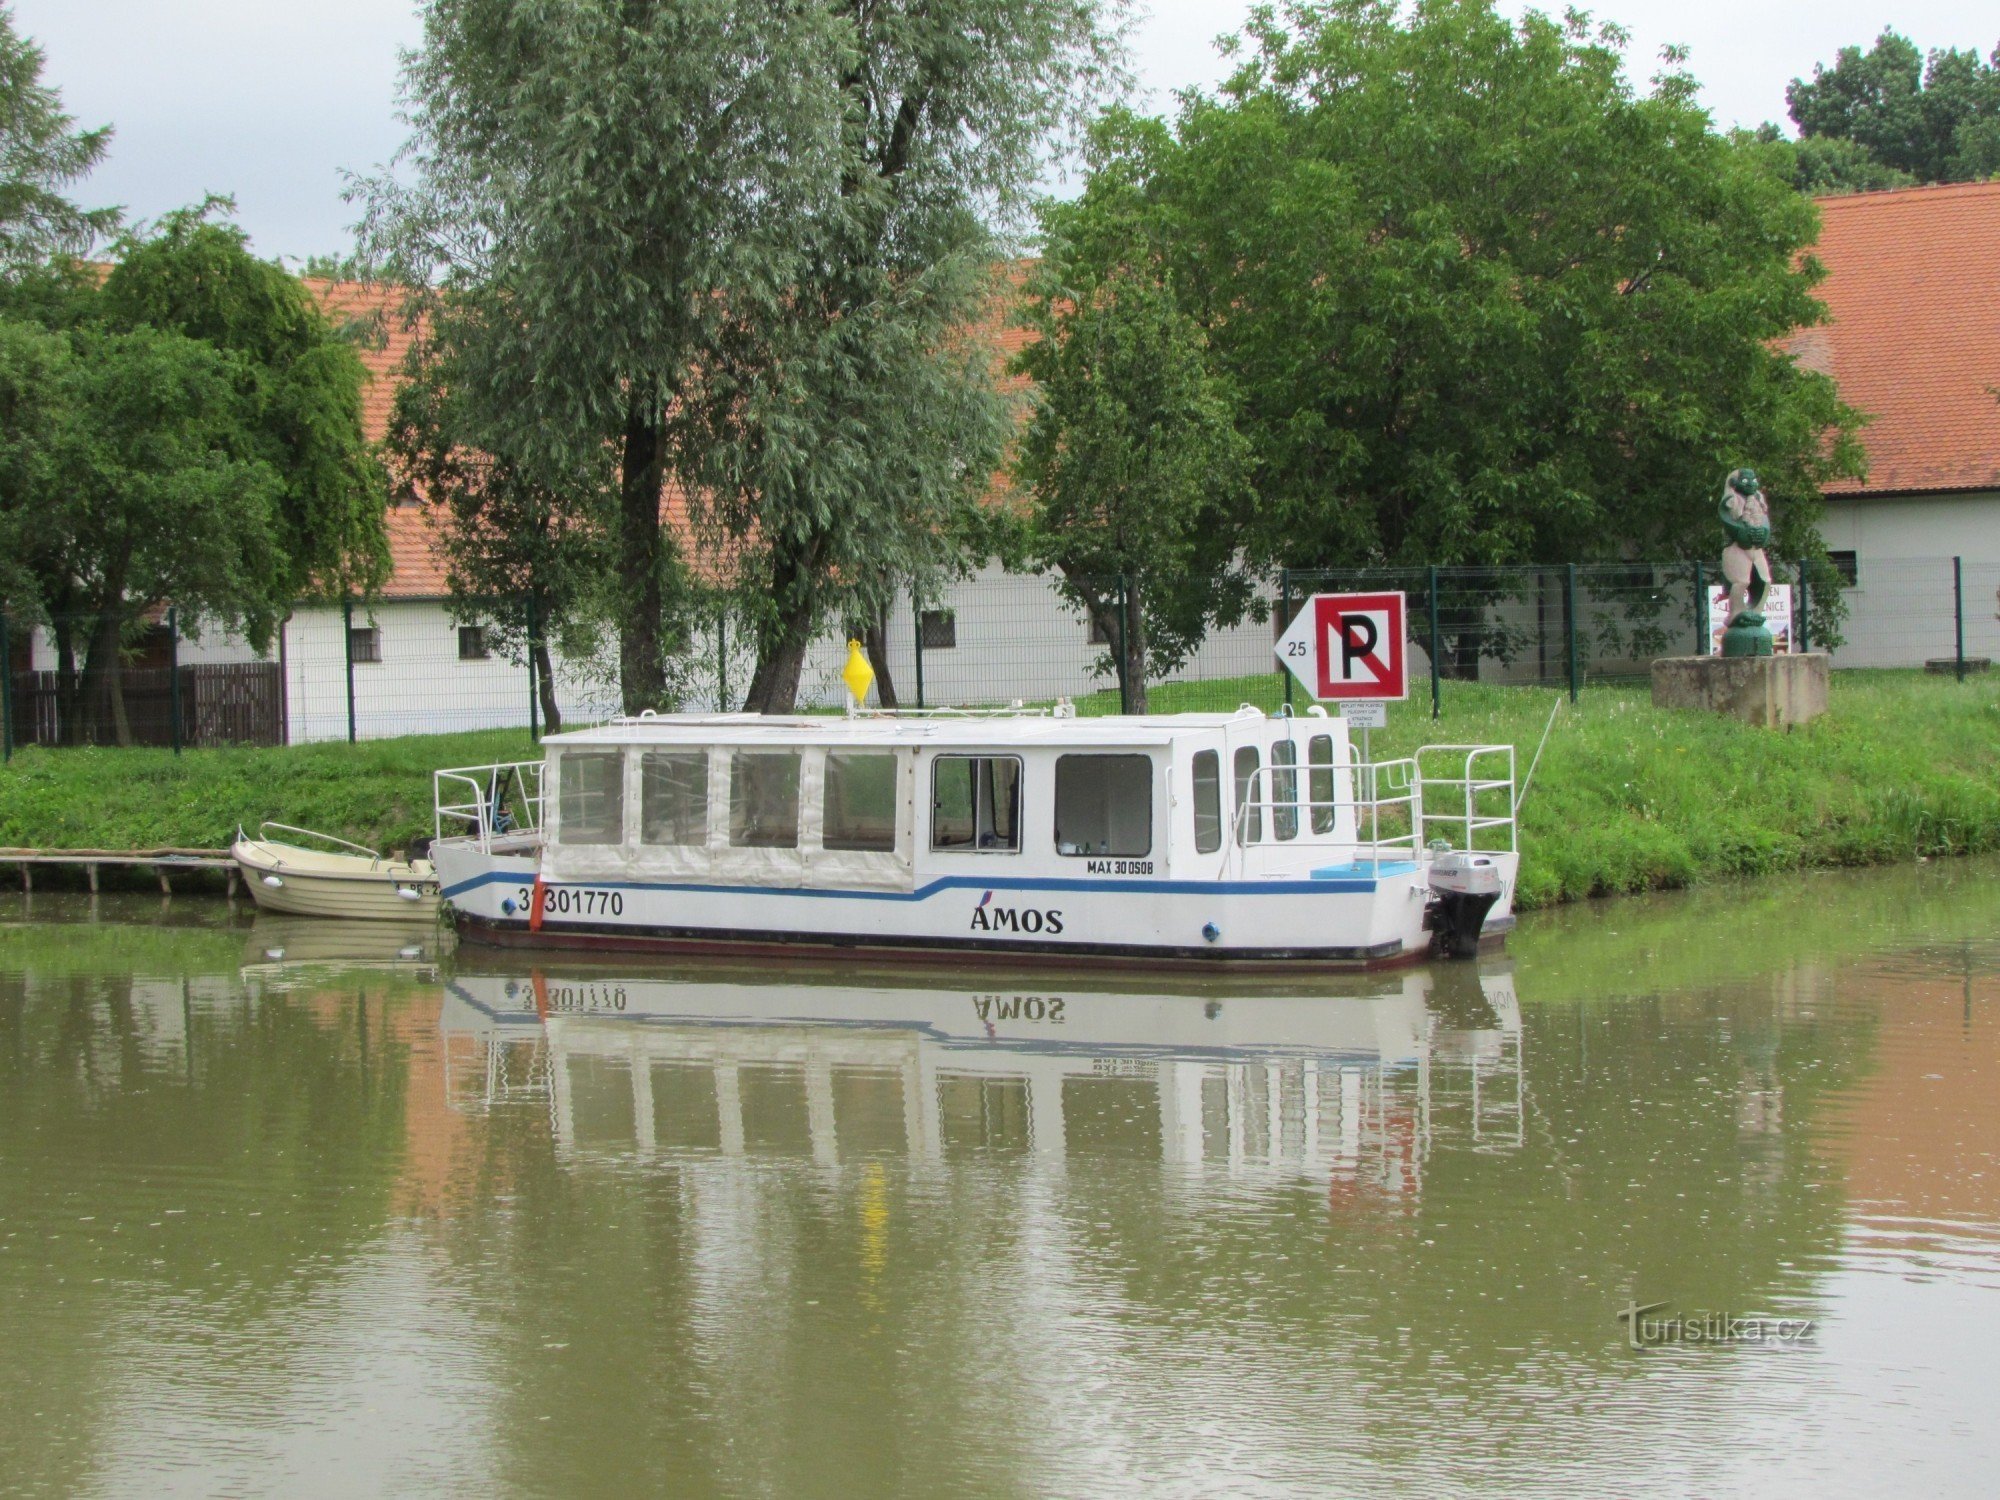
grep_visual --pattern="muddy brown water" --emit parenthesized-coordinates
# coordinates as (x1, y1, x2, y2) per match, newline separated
(2, 861, 1997, 1497)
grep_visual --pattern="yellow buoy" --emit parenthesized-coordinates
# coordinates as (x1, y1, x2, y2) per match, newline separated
(841, 638, 876, 706)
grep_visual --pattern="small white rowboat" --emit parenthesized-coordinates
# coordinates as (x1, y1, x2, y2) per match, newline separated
(232, 822, 441, 922)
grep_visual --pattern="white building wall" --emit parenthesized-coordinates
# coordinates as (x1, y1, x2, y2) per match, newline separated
(1820, 493, 2000, 668)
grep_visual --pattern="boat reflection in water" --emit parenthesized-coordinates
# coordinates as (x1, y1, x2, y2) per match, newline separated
(439, 962, 1523, 1191)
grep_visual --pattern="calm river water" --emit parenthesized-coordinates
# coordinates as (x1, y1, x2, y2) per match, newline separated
(2, 862, 1997, 1498)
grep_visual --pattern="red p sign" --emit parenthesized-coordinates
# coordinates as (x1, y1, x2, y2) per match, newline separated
(1275, 591, 1408, 701)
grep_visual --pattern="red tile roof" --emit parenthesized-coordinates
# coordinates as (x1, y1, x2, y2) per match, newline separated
(1807, 181, 2000, 497)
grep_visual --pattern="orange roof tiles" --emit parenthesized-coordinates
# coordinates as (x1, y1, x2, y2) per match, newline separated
(1806, 181, 2000, 497)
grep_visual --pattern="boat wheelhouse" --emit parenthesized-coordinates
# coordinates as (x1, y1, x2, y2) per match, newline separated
(430, 706, 1518, 970)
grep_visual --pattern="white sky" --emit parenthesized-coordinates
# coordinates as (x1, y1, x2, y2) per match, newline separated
(11, 1, 1993, 266)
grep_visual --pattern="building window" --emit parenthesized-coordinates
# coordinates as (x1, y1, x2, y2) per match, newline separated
(920, 609, 957, 649)
(458, 625, 489, 660)
(557, 753, 625, 845)
(640, 750, 708, 846)
(931, 755, 1021, 852)
(347, 627, 381, 664)
(1054, 754, 1152, 857)
(729, 751, 800, 849)
(1828, 550, 1859, 586)
(1192, 750, 1222, 854)
(824, 752, 899, 852)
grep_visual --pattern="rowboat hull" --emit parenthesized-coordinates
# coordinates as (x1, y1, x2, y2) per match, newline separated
(232, 838, 441, 922)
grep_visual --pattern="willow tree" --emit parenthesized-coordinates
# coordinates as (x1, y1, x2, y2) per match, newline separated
(706, 0, 1125, 713)
(361, 0, 853, 714)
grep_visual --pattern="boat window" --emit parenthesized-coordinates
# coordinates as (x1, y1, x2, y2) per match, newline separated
(1054, 754, 1152, 857)
(825, 752, 898, 852)
(1308, 735, 1336, 835)
(1192, 750, 1222, 854)
(1271, 740, 1299, 841)
(640, 750, 708, 846)
(1233, 745, 1263, 846)
(931, 755, 1022, 852)
(729, 751, 800, 849)
(557, 753, 625, 845)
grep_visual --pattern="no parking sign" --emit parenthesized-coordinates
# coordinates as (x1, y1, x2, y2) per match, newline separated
(1274, 592, 1408, 702)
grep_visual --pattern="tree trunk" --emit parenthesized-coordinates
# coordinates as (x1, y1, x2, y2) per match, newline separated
(617, 393, 669, 715)
(54, 618, 82, 747)
(86, 612, 130, 747)
(533, 638, 562, 734)
(742, 599, 816, 714)
(1121, 578, 1148, 715)
(742, 540, 827, 715)
(864, 602, 898, 709)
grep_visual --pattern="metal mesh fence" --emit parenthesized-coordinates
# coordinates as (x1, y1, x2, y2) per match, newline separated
(2, 555, 1988, 756)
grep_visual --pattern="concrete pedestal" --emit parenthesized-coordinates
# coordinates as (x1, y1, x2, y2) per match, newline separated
(1650, 653, 1829, 728)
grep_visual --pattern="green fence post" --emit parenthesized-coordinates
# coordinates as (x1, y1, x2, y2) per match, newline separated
(1954, 555, 1966, 681)
(910, 593, 924, 710)
(1112, 575, 1132, 712)
(526, 596, 540, 742)
(1693, 560, 1707, 656)
(0, 611, 12, 762)
(1564, 563, 1580, 703)
(1427, 566, 1442, 720)
(1796, 559, 1811, 654)
(168, 606, 183, 756)
(342, 596, 358, 744)
(1280, 569, 1294, 710)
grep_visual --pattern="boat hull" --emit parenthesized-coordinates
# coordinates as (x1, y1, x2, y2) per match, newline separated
(436, 846, 1517, 973)
(233, 839, 442, 922)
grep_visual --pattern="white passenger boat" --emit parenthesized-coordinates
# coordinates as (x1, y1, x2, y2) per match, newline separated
(232, 822, 442, 921)
(429, 706, 1518, 971)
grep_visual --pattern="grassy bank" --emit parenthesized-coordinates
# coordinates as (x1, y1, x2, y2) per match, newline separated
(2, 672, 1995, 909)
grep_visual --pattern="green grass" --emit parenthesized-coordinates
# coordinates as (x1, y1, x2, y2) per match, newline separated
(3, 671, 1997, 910)
(0, 728, 537, 859)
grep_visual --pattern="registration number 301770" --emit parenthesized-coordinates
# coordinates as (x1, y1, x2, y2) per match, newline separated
(518, 886, 624, 918)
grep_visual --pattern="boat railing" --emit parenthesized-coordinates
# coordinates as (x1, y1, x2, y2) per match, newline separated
(1414, 744, 1517, 854)
(1224, 756, 1426, 874)
(256, 821, 387, 867)
(434, 761, 546, 852)
(1222, 743, 1516, 875)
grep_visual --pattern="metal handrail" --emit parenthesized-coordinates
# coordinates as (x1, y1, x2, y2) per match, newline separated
(1414, 744, 1518, 853)
(258, 821, 384, 865)
(435, 760, 546, 851)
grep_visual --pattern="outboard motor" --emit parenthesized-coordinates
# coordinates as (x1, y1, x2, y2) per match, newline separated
(1427, 849, 1503, 959)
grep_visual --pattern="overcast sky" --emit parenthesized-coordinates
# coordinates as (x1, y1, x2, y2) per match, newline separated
(12, 1, 1992, 266)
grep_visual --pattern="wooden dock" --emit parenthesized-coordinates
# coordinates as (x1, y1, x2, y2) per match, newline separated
(1, 847, 238, 895)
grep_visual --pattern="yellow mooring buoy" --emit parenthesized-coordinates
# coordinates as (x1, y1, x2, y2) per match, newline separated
(841, 638, 876, 706)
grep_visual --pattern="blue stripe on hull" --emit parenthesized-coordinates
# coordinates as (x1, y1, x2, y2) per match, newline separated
(440, 868, 1398, 902)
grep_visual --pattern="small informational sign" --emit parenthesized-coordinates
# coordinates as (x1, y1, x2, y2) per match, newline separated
(1342, 700, 1387, 729)
(1705, 584, 1793, 655)
(1274, 591, 1409, 701)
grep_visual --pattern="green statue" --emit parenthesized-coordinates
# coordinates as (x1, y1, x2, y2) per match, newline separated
(1718, 467, 1773, 658)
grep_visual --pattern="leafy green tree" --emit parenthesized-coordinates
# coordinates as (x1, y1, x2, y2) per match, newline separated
(384, 293, 615, 733)
(1787, 30, 2000, 184)
(1012, 153, 1254, 712)
(361, 0, 856, 714)
(0, 208, 388, 742)
(700, 0, 1123, 713)
(1060, 1, 1862, 671)
(367, 0, 1120, 715)
(0, 3, 116, 272)
(0, 316, 282, 742)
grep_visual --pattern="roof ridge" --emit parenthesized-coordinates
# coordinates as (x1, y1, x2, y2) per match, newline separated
(1814, 179, 2000, 209)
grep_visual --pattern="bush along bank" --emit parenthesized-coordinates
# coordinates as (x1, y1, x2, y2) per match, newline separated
(2, 674, 1996, 910)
